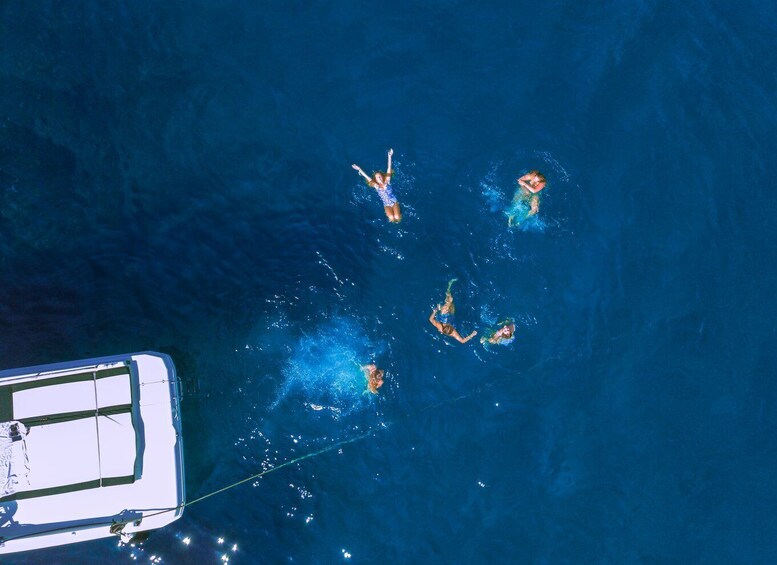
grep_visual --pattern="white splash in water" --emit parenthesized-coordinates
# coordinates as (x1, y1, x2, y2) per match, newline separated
(272, 317, 385, 415)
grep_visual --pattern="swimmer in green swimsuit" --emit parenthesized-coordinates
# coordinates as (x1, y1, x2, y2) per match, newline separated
(507, 170, 547, 227)
(429, 279, 477, 344)
(481, 320, 516, 346)
(352, 148, 402, 223)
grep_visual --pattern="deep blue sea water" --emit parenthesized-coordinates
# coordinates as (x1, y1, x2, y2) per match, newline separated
(2, 1, 777, 563)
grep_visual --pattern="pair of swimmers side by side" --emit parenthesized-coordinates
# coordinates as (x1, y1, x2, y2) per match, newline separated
(353, 151, 547, 228)
(352, 148, 402, 223)
(429, 279, 516, 347)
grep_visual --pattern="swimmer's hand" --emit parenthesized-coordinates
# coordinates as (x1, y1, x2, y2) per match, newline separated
(458, 331, 477, 344)
(388, 148, 393, 157)
(353, 164, 371, 182)
(518, 178, 534, 191)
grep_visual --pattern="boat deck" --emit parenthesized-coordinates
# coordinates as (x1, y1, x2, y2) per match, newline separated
(0, 352, 185, 555)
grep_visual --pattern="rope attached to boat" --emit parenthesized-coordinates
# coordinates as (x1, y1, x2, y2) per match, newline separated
(144, 429, 375, 520)
(0, 430, 374, 547)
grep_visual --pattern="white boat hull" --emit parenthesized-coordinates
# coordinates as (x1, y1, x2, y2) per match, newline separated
(0, 352, 185, 555)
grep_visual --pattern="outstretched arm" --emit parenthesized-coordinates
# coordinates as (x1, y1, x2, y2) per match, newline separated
(352, 164, 372, 182)
(387, 148, 393, 174)
(429, 309, 442, 332)
(453, 329, 478, 344)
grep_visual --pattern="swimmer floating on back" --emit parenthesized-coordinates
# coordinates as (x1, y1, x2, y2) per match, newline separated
(361, 364, 385, 394)
(481, 320, 516, 346)
(352, 149, 402, 223)
(429, 279, 477, 344)
(507, 170, 547, 227)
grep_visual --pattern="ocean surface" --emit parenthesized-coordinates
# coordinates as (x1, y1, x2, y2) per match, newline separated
(2, 1, 776, 563)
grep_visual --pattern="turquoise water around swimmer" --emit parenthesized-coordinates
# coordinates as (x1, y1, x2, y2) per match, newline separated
(273, 317, 386, 416)
(2, 2, 777, 563)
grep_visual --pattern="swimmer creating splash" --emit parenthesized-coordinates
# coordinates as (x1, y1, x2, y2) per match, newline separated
(361, 364, 385, 394)
(352, 148, 402, 223)
(507, 170, 547, 227)
(429, 279, 477, 344)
